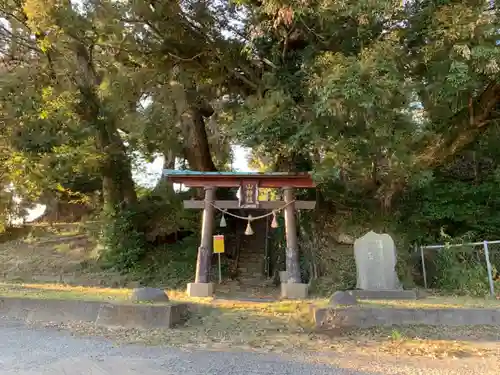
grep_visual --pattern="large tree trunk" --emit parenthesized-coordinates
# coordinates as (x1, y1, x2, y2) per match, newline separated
(170, 75, 217, 172)
(181, 109, 217, 171)
(152, 150, 176, 195)
(73, 43, 137, 210)
(96, 120, 137, 209)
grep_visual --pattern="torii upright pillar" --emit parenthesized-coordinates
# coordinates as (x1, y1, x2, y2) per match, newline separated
(187, 187, 216, 297)
(281, 187, 308, 299)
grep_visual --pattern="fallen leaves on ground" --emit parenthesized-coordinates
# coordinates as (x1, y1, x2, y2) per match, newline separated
(24, 298, 500, 360)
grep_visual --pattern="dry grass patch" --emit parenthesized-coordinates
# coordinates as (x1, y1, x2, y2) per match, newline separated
(360, 295, 500, 309)
(342, 325, 500, 358)
(0, 282, 132, 301)
(0, 282, 195, 303)
(0, 224, 131, 287)
(0, 229, 97, 278)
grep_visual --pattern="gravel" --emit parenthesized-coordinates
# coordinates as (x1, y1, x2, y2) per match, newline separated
(0, 318, 497, 375)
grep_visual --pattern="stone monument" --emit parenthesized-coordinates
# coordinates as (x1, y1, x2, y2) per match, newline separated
(347, 231, 421, 300)
(354, 231, 400, 290)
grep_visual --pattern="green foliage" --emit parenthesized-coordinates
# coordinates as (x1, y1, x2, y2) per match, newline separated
(134, 235, 199, 289)
(308, 252, 357, 296)
(100, 206, 148, 272)
(136, 187, 199, 236)
(398, 127, 500, 244)
(401, 177, 500, 244)
(298, 213, 357, 295)
(99, 185, 199, 273)
(433, 246, 490, 296)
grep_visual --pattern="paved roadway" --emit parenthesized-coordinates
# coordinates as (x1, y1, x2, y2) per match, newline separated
(0, 319, 497, 375)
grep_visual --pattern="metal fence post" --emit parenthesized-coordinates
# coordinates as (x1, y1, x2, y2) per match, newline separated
(419, 245, 428, 289)
(483, 241, 495, 297)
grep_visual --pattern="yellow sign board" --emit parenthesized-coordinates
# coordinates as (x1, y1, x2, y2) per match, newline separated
(213, 235, 225, 254)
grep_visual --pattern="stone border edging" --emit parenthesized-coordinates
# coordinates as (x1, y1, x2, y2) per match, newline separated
(0, 296, 190, 329)
(313, 306, 500, 330)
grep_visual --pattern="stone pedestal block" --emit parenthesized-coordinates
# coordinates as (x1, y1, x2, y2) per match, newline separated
(187, 282, 214, 297)
(279, 271, 288, 283)
(281, 283, 308, 299)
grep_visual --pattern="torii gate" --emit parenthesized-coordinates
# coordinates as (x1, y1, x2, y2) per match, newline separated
(163, 170, 316, 299)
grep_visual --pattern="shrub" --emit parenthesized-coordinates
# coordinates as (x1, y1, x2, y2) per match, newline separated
(433, 245, 490, 296)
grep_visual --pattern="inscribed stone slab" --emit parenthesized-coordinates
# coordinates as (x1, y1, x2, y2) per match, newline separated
(354, 231, 401, 290)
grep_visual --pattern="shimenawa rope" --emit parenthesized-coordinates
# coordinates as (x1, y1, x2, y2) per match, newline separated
(208, 200, 296, 221)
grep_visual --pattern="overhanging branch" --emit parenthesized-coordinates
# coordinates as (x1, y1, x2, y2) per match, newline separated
(415, 82, 500, 169)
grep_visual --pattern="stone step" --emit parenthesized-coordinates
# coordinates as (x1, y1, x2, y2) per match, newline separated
(233, 221, 269, 288)
(239, 254, 263, 258)
(238, 261, 263, 266)
(238, 265, 262, 270)
(346, 289, 423, 300)
(238, 262, 263, 266)
(238, 276, 264, 281)
(239, 258, 264, 262)
(238, 278, 265, 284)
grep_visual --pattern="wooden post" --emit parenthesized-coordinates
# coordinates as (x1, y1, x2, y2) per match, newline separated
(195, 187, 216, 283)
(283, 187, 301, 283)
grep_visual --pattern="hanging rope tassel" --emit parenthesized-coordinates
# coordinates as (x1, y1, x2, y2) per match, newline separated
(245, 214, 254, 235)
(219, 210, 227, 227)
(270, 210, 278, 228)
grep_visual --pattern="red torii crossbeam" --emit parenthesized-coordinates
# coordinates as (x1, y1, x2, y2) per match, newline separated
(165, 171, 315, 188)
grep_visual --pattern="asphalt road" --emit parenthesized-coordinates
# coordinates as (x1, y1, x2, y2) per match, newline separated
(0, 319, 497, 375)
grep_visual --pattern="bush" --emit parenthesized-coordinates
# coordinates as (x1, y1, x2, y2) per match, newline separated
(433, 245, 490, 296)
(100, 205, 148, 272)
(99, 186, 199, 275)
(134, 234, 199, 288)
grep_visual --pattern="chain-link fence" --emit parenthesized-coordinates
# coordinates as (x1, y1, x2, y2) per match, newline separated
(419, 240, 500, 296)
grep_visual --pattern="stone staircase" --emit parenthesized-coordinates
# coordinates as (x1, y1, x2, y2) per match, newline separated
(215, 211, 279, 299)
(237, 212, 279, 296)
(237, 216, 267, 286)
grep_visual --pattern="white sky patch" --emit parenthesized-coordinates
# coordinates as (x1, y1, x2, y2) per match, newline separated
(132, 145, 255, 189)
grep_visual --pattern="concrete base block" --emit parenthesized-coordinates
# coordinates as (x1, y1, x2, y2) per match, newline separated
(186, 282, 214, 297)
(0, 296, 189, 329)
(279, 271, 288, 283)
(346, 289, 423, 300)
(281, 283, 308, 299)
(0, 297, 102, 323)
(313, 306, 500, 330)
(95, 303, 190, 329)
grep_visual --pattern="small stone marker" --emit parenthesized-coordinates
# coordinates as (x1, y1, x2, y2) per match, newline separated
(130, 287, 169, 302)
(354, 231, 401, 291)
(329, 291, 357, 306)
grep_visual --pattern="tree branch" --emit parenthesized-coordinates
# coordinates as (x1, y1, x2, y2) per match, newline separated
(415, 82, 500, 169)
